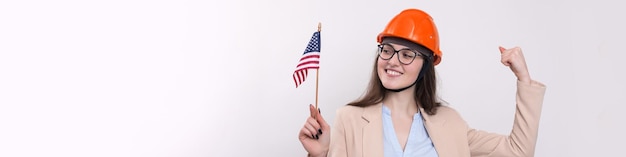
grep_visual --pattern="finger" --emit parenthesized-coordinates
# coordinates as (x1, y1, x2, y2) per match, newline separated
(499, 46, 506, 53)
(315, 108, 330, 131)
(501, 56, 511, 66)
(307, 117, 321, 131)
(309, 104, 317, 118)
(300, 127, 314, 139)
(304, 123, 317, 138)
(501, 60, 511, 66)
(501, 54, 510, 66)
(505, 47, 523, 66)
(305, 118, 320, 137)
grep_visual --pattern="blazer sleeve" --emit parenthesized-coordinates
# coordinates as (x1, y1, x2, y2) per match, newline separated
(327, 109, 348, 157)
(467, 80, 546, 157)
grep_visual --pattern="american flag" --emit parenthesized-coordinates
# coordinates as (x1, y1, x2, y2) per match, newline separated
(293, 31, 321, 88)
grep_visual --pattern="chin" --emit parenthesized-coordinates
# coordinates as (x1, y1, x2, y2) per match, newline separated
(381, 82, 402, 89)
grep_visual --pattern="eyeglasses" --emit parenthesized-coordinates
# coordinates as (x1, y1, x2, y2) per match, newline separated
(377, 44, 423, 65)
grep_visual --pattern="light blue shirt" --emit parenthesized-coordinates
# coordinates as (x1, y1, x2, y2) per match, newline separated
(382, 105, 439, 157)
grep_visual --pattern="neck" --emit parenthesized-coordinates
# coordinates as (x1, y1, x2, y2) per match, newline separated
(383, 86, 418, 116)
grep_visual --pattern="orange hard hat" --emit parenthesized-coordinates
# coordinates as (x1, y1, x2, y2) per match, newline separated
(377, 9, 442, 65)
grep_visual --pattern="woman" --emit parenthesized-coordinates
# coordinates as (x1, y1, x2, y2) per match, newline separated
(298, 9, 546, 157)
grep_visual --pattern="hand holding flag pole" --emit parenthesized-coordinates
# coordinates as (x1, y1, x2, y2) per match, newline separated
(293, 22, 322, 109)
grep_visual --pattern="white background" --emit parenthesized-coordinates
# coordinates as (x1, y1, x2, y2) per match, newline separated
(1, 0, 625, 156)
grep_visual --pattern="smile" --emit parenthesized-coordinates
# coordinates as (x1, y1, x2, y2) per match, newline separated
(385, 69, 403, 76)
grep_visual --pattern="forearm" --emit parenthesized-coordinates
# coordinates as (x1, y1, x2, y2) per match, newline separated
(502, 80, 546, 156)
(467, 80, 546, 157)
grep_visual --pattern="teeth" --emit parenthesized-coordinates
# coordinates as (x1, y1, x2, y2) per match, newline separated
(386, 70, 401, 76)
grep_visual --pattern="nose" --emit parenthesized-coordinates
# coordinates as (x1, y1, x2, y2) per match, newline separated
(386, 52, 401, 65)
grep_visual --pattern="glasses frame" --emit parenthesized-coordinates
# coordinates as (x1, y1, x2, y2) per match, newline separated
(377, 44, 423, 65)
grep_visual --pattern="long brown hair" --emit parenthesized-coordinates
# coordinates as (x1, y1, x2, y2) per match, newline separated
(347, 51, 441, 115)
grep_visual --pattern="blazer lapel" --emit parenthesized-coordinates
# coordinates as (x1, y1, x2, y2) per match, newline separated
(361, 103, 384, 157)
(420, 108, 452, 157)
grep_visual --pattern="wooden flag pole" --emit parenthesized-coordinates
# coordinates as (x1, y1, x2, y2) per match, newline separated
(315, 22, 321, 109)
(315, 67, 319, 109)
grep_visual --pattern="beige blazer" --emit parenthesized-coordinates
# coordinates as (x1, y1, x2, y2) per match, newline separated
(327, 81, 546, 157)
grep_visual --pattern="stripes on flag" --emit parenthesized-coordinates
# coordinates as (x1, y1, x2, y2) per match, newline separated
(293, 31, 321, 88)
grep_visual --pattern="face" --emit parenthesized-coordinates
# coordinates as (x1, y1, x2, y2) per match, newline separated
(377, 43, 424, 90)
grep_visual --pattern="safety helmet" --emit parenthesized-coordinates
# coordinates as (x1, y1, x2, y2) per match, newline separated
(377, 9, 442, 65)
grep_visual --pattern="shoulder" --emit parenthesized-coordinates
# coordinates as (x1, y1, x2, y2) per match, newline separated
(336, 105, 364, 114)
(430, 105, 466, 124)
(434, 105, 461, 117)
(335, 104, 380, 121)
(335, 105, 365, 119)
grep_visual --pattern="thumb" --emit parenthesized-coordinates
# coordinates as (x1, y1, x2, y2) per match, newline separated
(498, 46, 511, 66)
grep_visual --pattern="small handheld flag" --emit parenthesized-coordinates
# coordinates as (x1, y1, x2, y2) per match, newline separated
(292, 30, 321, 88)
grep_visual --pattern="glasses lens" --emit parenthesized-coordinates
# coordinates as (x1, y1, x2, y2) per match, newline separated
(398, 50, 417, 64)
(379, 45, 395, 59)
